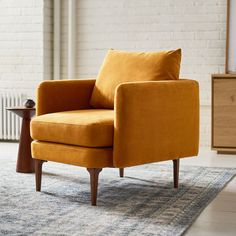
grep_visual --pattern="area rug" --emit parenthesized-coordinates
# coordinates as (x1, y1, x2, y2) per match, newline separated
(0, 157, 235, 236)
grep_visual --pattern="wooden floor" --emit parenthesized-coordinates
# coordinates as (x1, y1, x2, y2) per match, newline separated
(1, 143, 236, 235)
(182, 149, 236, 236)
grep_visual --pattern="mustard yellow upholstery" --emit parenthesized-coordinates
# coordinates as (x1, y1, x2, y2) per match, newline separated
(32, 141, 113, 168)
(30, 50, 199, 205)
(31, 78, 199, 168)
(90, 49, 181, 109)
(36, 79, 95, 116)
(113, 80, 199, 167)
(31, 109, 114, 147)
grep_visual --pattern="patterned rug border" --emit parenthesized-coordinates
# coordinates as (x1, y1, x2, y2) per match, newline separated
(119, 164, 236, 236)
(179, 167, 236, 235)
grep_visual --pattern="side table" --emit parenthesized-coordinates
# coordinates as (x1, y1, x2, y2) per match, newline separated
(6, 107, 36, 173)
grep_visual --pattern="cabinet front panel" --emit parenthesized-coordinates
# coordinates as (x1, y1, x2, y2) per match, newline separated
(213, 78, 236, 147)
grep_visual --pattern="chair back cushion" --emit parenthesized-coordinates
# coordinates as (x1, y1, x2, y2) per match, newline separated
(90, 49, 181, 109)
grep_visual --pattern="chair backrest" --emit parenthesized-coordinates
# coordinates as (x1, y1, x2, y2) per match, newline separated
(89, 49, 182, 109)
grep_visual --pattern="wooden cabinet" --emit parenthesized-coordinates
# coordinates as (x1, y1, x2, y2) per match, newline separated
(212, 74, 236, 153)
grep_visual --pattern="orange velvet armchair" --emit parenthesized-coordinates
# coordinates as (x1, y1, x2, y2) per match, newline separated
(30, 49, 199, 205)
(30, 79, 199, 205)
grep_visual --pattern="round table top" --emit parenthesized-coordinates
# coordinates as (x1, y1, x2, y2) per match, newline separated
(6, 107, 36, 119)
(6, 106, 36, 111)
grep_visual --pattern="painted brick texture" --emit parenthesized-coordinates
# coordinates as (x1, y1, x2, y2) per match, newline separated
(0, 0, 52, 98)
(0, 0, 227, 146)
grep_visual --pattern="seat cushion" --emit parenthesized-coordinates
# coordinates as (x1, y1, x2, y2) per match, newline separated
(30, 109, 114, 147)
(90, 48, 181, 109)
(32, 141, 113, 168)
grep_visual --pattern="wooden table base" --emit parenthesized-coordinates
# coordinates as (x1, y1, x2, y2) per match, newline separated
(17, 117, 35, 173)
(7, 107, 35, 173)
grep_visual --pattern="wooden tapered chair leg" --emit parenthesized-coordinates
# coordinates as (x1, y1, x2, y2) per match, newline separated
(87, 168, 102, 206)
(35, 159, 45, 192)
(173, 159, 179, 188)
(119, 168, 124, 177)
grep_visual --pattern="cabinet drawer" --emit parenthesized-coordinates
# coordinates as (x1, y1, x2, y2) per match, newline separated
(213, 78, 236, 147)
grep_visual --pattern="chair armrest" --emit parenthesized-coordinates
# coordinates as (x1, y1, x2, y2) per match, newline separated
(113, 79, 199, 167)
(36, 79, 96, 115)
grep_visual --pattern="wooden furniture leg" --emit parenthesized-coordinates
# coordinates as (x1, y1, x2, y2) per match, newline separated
(87, 168, 102, 206)
(119, 168, 124, 177)
(35, 159, 46, 191)
(173, 159, 179, 188)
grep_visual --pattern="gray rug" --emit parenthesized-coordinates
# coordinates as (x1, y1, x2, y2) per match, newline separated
(0, 157, 236, 236)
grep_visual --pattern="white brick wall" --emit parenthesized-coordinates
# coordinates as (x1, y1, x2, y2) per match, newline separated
(0, 0, 226, 147)
(60, 0, 227, 147)
(43, 0, 53, 81)
(0, 0, 53, 99)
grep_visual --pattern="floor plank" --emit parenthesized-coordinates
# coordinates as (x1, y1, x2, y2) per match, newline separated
(187, 221, 236, 236)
